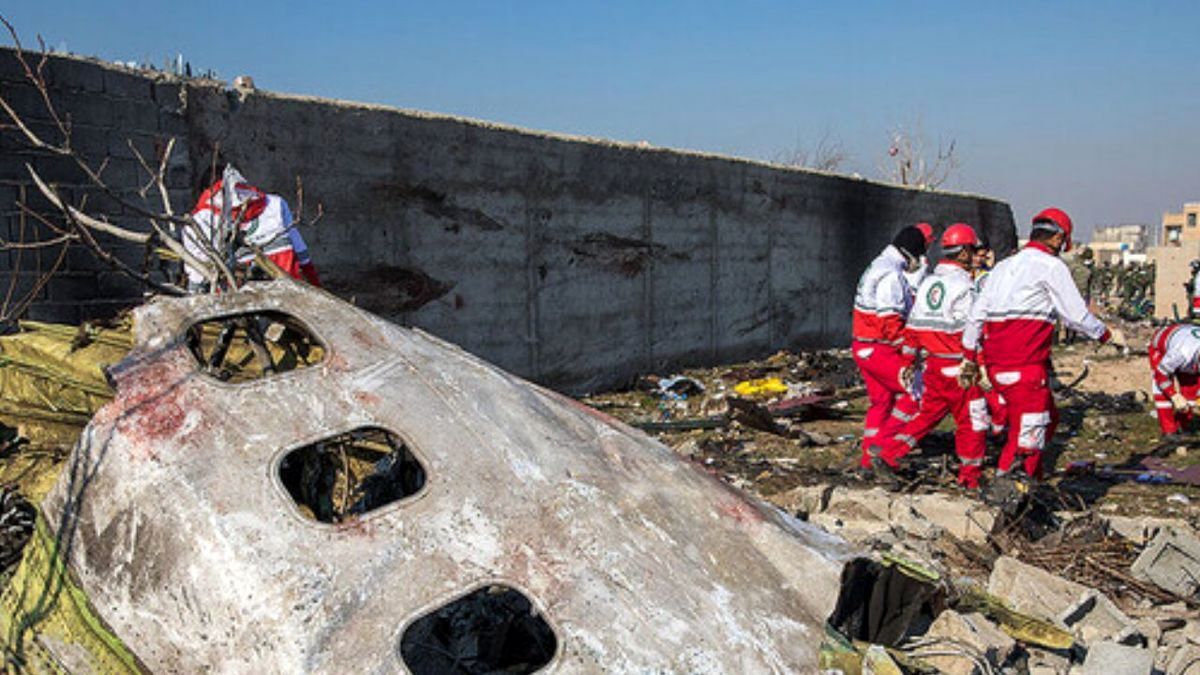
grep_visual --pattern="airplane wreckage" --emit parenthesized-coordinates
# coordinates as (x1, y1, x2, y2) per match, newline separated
(0, 279, 918, 673)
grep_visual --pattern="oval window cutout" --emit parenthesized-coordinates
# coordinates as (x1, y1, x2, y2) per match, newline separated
(187, 311, 324, 383)
(400, 585, 557, 675)
(278, 427, 426, 523)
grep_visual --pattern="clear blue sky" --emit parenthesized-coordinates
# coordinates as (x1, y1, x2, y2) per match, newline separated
(5, 1, 1198, 239)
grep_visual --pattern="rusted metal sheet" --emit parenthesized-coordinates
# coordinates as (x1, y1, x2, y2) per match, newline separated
(41, 279, 858, 673)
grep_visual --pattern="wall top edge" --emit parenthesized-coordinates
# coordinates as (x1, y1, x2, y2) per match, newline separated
(0, 45, 1008, 206)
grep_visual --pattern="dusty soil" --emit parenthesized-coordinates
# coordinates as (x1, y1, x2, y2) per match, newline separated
(581, 321, 1200, 523)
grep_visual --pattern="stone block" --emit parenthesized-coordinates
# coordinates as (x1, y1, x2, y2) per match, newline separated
(1166, 643, 1200, 675)
(103, 68, 152, 100)
(1027, 647, 1072, 675)
(809, 487, 894, 540)
(1059, 589, 1136, 645)
(988, 555, 1089, 625)
(1131, 528, 1200, 599)
(51, 59, 105, 93)
(767, 483, 832, 517)
(1107, 516, 1194, 545)
(110, 98, 161, 133)
(920, 610, 1015, 675)
(893, 493, 998, 543)
(1080, 640, 1154, 675)
(60, 90, 113, 127)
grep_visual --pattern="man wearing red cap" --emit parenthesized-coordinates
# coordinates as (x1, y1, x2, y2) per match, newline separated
(183, 167, 321, 290)
(852, 225, 928, 478)
(874, 224, 988, 488)
(1148, 323, 1200, 438)
(961, 208, 1124, 479)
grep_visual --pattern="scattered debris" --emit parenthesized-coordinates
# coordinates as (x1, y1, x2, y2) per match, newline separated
(1080, 639, 1155, 675)
(0, 486, 34, 576)
(916, 610, 1015, 675)
(987, 555, 1089, 624)
(1131, 527, 1200, 598)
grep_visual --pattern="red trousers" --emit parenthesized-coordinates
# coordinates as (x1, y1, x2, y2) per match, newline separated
(853, 341, 919, 468)
(984, 388, 1007, 434)
(879, 361, 988, 487)
(987, 363, 1058, 479)
(1152, 371, 1199, 435)
(259, 249, 322, 287)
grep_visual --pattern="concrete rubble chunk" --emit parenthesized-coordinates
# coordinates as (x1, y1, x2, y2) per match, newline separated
(988, 555, 1089, 625)
(810, 487, 894, 540)
(767, 483, 833, 517)
(1027, 647, 1072, 675)
(1080, 640, 1155, 675)
(919, 610, 1015, 675)
(892, 493, 998, 543)
(1162, 620, 1200, 648)
(1131, 528, 1200, 599)
(1059, 589, 1138, 645)
(806, 486, 998, 545)
(1106, 515, 1196, 545)
(1166, 643, 1200, 675)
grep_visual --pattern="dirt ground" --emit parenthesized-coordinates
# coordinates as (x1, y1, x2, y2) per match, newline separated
(580, 320, 1200, 523)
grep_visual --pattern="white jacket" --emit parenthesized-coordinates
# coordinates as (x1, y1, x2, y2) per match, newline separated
(905, 262, 976, 361)
(852, 245, 913, 345)
(963, 242, 1108, 367)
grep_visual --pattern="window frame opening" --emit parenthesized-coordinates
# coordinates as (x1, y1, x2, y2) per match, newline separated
(276, 426, 428, 525)
(185, 309, 326, 384)
(399, 583, 559, 675)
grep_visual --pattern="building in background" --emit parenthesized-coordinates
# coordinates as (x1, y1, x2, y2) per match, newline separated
(1150, 203, 1200, 319)
(1089, 223, 1148, 265)
(1162, 202, 1200, 245)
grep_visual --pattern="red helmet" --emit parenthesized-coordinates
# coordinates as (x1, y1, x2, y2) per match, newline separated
(915, 222, 934, 246)
(1032, 207, 1074, 252)
(941, 223, 980, 251)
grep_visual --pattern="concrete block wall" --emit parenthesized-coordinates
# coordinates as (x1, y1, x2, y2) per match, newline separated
(0, 47, 1016, 392)
(0, 48, 191, 324)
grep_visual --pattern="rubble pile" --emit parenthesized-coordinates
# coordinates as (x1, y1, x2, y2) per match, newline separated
(583, 334, 1200, 673)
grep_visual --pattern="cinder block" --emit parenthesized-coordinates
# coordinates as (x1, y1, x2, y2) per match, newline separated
(50, 59, 105, 93)
(103, 68, 152, 100)
(110, 98, 160, 133)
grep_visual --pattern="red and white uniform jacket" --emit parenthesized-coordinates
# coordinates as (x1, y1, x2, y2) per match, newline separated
(904, 261, 975, 363)
(184, 180, 318, 286)
(852, 245, 913, 347)
(963, 242, 1109, 367)
(1150, 324, 1200, 401)
(1192, 268, 1200, 310)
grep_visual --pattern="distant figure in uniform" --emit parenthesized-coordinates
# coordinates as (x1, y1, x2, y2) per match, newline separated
(1149, 323, 1200, 437)
(183, 167, 321, 291)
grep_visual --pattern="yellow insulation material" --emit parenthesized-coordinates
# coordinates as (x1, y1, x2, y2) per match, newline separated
(1, 516, 141, 674)
(0, 321, 130, 451)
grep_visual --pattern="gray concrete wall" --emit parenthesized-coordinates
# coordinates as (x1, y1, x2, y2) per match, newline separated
(0, 47, 1016, 392)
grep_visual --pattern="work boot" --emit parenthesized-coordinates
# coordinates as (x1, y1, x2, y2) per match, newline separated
(870, 457, 902, 492)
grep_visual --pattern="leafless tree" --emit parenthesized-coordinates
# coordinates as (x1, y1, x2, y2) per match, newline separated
(774, 130, 847, 173)
(881, 118, 960, 190)
(0, 17, 321, 325)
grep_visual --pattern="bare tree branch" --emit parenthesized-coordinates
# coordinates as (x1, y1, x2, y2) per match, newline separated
(774, 130, 847, 172)
(881, 117, 961, 190)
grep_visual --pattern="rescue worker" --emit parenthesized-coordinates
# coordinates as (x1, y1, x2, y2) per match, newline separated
(183, 167, 322, 290)
(852, 225, 927, 476)
(1191, 260, 1200, 318)
(1149, 323, 1200, 437)
(971, 243, 1008, 437)
(874, 224, 988, 488)
(961, 208, 1124, 480)
(904, 222, 936, 294)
